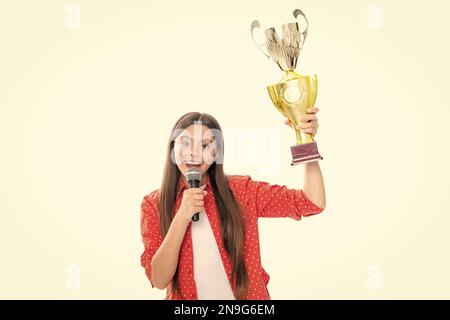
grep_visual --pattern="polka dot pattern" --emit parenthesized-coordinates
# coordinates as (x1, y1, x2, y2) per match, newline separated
(140, 175, 325, 300)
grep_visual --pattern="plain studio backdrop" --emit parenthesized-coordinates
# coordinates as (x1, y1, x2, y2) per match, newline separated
(1, 0, 449, 299)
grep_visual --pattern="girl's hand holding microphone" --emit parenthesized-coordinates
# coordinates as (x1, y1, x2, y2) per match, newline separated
(177, 188, 208, 224)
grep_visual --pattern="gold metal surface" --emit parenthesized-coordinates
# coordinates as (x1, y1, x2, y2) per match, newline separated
(251, 9, 318, 145)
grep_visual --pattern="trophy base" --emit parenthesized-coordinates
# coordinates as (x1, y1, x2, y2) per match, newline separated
(290, 141, 323, 166)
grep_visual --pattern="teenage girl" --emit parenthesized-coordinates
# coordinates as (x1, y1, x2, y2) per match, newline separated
(140, 110, 325, 300)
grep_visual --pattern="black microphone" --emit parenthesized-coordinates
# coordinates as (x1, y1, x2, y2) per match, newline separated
(185, 167, 201, 221)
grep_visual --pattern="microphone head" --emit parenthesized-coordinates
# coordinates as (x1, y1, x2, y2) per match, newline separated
(185, 167, 201, 183)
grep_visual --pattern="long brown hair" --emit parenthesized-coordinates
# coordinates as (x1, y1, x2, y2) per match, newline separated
(158, 112, 248, 299)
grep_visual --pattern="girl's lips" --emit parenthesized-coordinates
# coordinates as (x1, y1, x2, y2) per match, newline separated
(185, 162, 202, 169)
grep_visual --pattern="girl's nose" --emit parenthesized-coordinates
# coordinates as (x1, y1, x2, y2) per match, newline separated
(189, 145, 202, 160)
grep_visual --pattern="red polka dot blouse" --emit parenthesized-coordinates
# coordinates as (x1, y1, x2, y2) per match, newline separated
(140, 175, 324, 300)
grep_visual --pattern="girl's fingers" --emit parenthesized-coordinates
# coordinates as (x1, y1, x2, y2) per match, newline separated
(285, 107, 319, 126)
(187, 188, 203, 195)
(193, 200, 204, 207)
(301, 129, 317, 137)
(297, 120, 319, 129)
(298, 113, 317, 123)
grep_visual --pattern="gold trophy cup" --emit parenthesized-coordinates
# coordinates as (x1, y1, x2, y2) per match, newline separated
(251, 9, 323, 165)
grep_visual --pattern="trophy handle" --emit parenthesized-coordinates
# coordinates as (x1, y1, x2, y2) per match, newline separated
(250, 20, 270, 59)
(309, 74, 318, 108)
(293, 9, 309, 48)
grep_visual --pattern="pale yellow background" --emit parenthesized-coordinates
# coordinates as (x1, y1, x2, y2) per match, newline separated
(1, 0, 449, 299)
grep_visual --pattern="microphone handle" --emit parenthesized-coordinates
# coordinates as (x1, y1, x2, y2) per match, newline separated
(188, 179, 201, 222)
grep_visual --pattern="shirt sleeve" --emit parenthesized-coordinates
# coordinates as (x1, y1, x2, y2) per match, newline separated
(140, 192, 163, 288)
(245, 176, 325, 220)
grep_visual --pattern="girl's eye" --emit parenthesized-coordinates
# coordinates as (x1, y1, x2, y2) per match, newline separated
(182, 141, 190, 147)
(202, 144, 209, 149)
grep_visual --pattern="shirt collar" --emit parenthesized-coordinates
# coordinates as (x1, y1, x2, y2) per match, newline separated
(176, 174, 212, 197)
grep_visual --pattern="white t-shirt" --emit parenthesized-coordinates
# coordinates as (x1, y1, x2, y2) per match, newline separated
(191, 204, 236, 300)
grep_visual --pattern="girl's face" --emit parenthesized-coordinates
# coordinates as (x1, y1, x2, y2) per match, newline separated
(173, 124, 217, 178)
